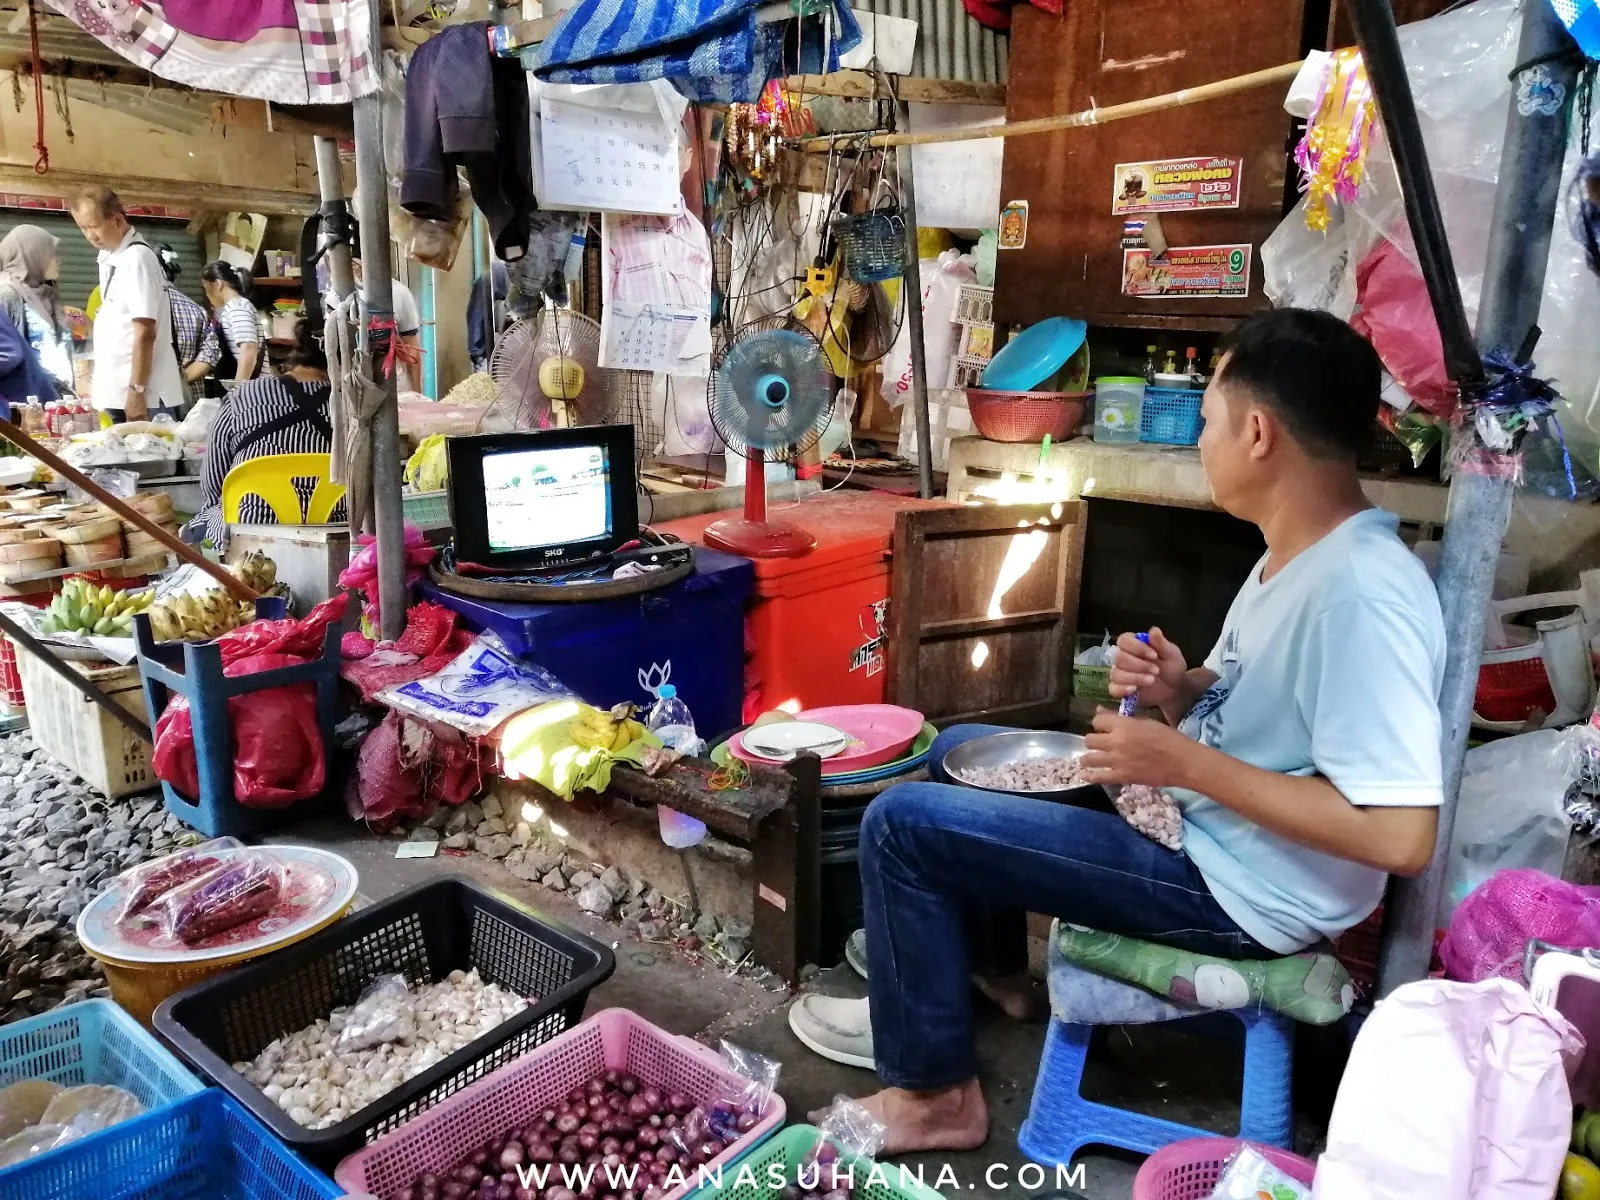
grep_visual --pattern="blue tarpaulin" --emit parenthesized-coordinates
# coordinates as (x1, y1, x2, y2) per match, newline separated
(530, 0, 861, 103)
(1551, 0, 1600, 57)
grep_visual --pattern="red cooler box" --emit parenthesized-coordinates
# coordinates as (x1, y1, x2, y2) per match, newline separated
(656, 492, 949, 720)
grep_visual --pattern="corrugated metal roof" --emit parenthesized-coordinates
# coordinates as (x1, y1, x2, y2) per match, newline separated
(859, 0, 1008, 84)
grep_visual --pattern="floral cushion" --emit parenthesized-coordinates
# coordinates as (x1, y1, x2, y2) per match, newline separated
(1052, 921, 1357, 1026)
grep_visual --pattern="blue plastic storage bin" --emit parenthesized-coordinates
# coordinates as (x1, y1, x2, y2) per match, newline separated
(0, 998, 202, 1118)
(0, 1088, 340, 1200)
(132, 596, 344, 838)
(421, 547, 755, 740)
(1140, 386, 1205, 445)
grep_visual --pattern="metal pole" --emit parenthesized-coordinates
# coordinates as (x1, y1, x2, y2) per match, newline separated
(1367, 0, 1581, 995)
(896, 101, 935, 499)
(312, 136, 356, 304)
(352, 4, 408, 642)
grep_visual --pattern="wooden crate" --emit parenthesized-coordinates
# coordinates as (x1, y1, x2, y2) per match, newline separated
(12, 643, 154, 798)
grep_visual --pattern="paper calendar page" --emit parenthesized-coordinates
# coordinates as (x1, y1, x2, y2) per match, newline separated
(539, 97, 683, 216)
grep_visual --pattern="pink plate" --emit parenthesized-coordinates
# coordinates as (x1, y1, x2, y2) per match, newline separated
(729, 704, 926, 773)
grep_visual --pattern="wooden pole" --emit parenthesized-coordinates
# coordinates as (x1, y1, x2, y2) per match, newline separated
(0, 419, 258, 603)
(797, 59, 1305, 152)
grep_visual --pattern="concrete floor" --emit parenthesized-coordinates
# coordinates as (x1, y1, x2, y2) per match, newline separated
(266, 813, 1338, 1199)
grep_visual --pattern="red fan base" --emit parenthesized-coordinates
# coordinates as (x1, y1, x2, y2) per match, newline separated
(704, 453, 816, 558)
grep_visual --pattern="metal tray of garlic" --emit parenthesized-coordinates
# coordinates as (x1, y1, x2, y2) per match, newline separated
(942, 730, 1117, 810)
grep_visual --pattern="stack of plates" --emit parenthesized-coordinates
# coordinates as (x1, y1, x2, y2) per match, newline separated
(717, 703, 937, 787)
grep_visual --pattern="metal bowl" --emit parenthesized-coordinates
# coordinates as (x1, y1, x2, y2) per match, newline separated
(941, 730, 1110, 806)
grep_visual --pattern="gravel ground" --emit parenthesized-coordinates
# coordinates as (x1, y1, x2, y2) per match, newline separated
(0, 730, 189, 1024)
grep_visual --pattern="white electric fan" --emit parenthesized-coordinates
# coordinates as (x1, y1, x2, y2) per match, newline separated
(480, 306, 619, 432)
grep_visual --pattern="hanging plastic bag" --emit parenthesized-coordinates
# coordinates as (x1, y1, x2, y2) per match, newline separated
(403, 433, 450, 493)
(882, 249, 975, 405)
(1348, 233, 1456, 417)
(1441, 728, 1583, 917)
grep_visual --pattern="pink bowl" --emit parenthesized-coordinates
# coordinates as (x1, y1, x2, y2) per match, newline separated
(730, 704, 926, 774)
(1133, 1138, 1316, 1200)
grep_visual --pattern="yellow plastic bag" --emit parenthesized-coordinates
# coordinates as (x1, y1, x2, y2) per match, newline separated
(403, 433, 449, 493)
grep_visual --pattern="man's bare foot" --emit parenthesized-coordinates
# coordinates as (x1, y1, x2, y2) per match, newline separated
(808, 1078, 988, 1156)
(972, 971, 1037, 1021)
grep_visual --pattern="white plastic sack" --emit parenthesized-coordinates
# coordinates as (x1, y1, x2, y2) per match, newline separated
(1313, 977, 1580, 1200)
(883, 249, 975, 406)
(1443, 727, 1580, 916)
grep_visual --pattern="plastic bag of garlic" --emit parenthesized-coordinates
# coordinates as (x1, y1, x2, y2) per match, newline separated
(235, 969, 528, 1130)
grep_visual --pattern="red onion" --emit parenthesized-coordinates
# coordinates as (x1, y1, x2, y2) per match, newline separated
(496, 1185, 515, 1200)
(620, 1075, 640, 1096)
(735, 1112, 757, 1133)
(667, 1094, 692, 1116)
(577, 1132, 599, 1154)
(600, 1137, 621, 1156)
(390, 1190, 418, 1200)
(641, 1188, 665, 1200)
(636, 1151, 654, 1167)
(546, 1190, 578, 1200)
(542, 1108, 559, 1124)
(500, 1144, 525, 1171)
(458, 1166, 484, 1187)
(607, 1095, 626, 1114)
(421, 1176, 443, 1191)
(568, 1088, 586, 1105)
(516, 1191, 535, 1200)
(646, 1114, 662, 1129)
(420, 1188, 439, 1200)
(554, 1114, 580, 1135)
(662, 1115, 679, 1130)
(654, 1147, 677, 1167)
(527, 1141, 554, 1164)
(626, 1095, 651, 1120)
(636, 1127, 659, 1149)
(621, 1140, 636, 1157)
(558, 1139, 581, 1166)
(639, 1088, 663, 1111)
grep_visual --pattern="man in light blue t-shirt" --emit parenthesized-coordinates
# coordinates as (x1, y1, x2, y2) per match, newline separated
(786, 308, 1446, 1156)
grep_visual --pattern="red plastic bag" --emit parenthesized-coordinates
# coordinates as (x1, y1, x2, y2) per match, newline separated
(151, 652, 326, 811)
(217, 592, 349, 668)
(1350, 236, 1457, 418)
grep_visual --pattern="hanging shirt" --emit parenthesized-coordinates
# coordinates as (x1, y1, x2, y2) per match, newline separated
(91, 230, 183, 412)
(1173, 508, 1447, 954)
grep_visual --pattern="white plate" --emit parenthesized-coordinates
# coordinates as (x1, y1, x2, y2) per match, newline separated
(740, 721, 852, 762)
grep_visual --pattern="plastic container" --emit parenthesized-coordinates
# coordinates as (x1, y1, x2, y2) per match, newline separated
(420, 547, 754, 740)
(334, 1008, 786, 1200)
(153, 875, 615, 1167)
(678, 1123, 944, 1200)
(655, 493, 950, 723)
(982, 316, 1089, 392)
(1094, 377, 1146, 444)
(402, 489, 451, 528)
(1132, 1137, 1315, 1200)
(12, 647, 155, 798)
(0, 1089, 340, 1200)
(131, 596, 342, 837)
(647, 682, 699, 751)
(0, 998, 202, 1131)
(1140, 386, 1206, 446)
(1071, 632, 1114, 704)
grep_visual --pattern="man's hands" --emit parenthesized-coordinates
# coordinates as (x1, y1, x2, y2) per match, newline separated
(1109, 626, 1186, 706)
(1082, 711, 1199, 790)
(123, 387, 148, 422)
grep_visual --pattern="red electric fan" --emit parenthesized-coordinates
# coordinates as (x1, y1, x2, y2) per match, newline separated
(704, 316, 834, 558)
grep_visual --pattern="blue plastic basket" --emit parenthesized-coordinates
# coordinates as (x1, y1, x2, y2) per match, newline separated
(0, 997, 202, 1111)
(131, 596, 343, 838)
(0, 1089, 340, 1200)
(1140, 386, 1205, 445)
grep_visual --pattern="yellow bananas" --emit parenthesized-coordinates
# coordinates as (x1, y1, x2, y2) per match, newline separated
(228, 550, 278, 594)
(145, 587, 255, 644)
(39, 577, 154, 637)
(566, 704, 648, 751)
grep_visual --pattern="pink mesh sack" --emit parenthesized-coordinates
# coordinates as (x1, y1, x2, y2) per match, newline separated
(1440, 869, 1600, 983)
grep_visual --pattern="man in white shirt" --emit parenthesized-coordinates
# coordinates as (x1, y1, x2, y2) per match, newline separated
(69, 186, 184, 421)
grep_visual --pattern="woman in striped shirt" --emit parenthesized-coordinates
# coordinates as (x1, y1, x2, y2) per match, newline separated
(200, 261, 261, 383)
(197, 320, 343, 545)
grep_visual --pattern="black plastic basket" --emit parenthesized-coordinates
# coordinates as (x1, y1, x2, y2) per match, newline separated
(152, 875, 615, 1168)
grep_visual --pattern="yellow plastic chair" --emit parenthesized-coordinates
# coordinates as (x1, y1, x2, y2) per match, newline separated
(221, 453, 347, 524)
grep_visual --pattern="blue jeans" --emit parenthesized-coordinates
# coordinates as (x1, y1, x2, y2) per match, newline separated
(861, 724, 1273, 1090)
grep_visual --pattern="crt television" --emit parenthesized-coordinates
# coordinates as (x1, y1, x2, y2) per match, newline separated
(446, 426, 639, 572)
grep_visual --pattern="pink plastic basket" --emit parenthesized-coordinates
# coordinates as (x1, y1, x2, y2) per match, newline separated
(333, 1008, 786, 1200)
(1133, 1138, 1316, 1200)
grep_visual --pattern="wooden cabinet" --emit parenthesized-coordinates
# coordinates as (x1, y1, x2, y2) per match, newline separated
(993, 0, 1307, 329)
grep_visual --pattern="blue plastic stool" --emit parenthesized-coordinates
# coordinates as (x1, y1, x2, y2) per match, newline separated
(1018, 1005, 1295, 1167)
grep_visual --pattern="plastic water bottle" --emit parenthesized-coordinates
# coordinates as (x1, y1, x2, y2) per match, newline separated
(647, 684, 708, 848)
(647, 683, 699, 752)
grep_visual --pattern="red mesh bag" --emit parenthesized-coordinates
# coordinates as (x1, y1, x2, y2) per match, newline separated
(1441, 869, 1600, 983)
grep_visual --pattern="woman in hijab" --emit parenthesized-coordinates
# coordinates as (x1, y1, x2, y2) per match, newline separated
(0, 225, 73, 393)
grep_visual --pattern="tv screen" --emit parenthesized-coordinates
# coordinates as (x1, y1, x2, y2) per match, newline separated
(446, 426, 639, 571)
(482, 444, 612, 552)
